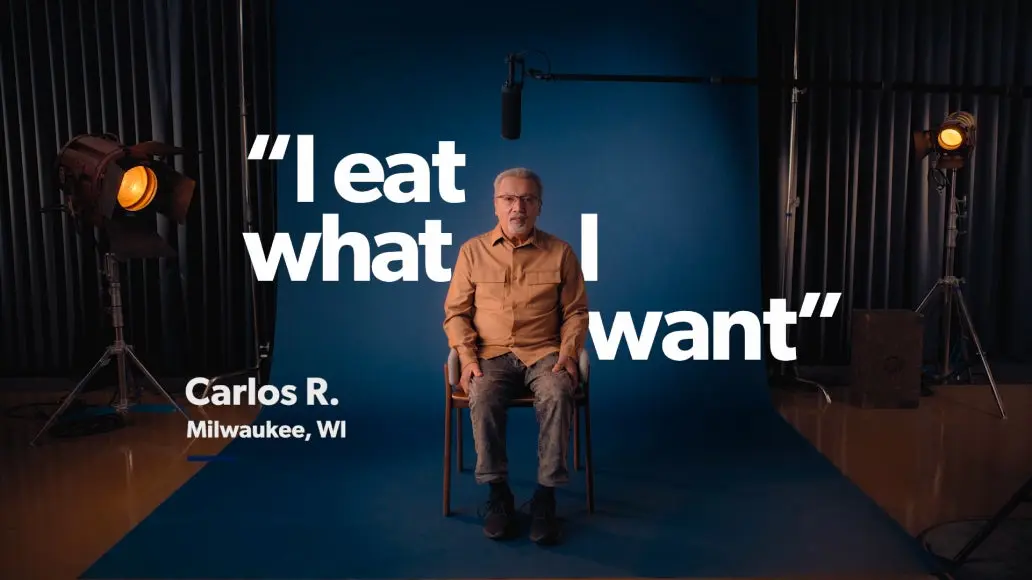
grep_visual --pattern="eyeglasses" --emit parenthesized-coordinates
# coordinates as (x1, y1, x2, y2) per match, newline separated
(495, 194, 539, 206)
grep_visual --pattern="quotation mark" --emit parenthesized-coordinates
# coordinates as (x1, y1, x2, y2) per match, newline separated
(798, 292, 841, 318)
(248, 135, 291, 160)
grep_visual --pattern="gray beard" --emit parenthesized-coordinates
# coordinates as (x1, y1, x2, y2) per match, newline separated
(508, 217, 528, 233)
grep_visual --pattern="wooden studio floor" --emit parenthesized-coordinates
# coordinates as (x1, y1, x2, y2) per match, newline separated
(1, 378, 1029, 580)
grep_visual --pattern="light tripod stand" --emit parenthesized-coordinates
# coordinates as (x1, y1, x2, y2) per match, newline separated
(30, 252, 191, 446)
(914, 166, 1006, 419)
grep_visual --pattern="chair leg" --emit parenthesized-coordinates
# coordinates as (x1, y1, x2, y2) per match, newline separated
(583, 401, 595, 514)
(443, 400, 453, 517)
(573, 408, 581, 470)
(456, 408, 464, 472)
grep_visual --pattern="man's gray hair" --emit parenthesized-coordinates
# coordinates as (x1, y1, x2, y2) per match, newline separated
(493, 167, 543, 198)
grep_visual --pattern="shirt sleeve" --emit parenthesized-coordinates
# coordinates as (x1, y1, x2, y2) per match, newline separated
(443, 243, 479, 369)
(558, 244, 589, 359)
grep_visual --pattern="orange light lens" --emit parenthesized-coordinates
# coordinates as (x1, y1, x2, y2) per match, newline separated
(117, 165, 158, 211)
(937, 128, 964, 151)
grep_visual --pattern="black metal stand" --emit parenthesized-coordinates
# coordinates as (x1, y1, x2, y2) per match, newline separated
(952, 473, 1032, 567)
(767, 0, 830, 404)
(771, 78, 831, 404)
(200, 0, 270, 399)
(914, 168, 1006, 419)
(29, 253, 191, 446)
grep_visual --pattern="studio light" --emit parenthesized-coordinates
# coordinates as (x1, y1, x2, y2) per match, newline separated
(913, 111, 977, 170)
(54, 133, 196, 259)
(912, 110, 1005, 420)
(32, 133, 196, 445)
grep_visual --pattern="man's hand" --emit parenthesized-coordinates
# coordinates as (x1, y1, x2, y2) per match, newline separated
(552, 354, 579, 387)
(459, 361, 482, 394)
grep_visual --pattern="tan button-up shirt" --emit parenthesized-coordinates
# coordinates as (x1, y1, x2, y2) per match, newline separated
(443, 224, 589, 370)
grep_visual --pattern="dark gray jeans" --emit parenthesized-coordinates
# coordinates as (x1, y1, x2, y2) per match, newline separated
(467, 351, 576, 488)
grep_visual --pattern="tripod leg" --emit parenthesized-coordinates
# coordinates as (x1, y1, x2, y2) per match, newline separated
(200, 368, 255, 401)
(124, 346, 192, 420)
(30, 348, 114, 446)
(953, 474, 1032, 565)
(939, 284, 955, 379)
(953, 288, 1006, 419)
(916, 282, 941, 314)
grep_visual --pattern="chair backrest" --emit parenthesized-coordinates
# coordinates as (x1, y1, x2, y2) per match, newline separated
(447, 348, 590, 388)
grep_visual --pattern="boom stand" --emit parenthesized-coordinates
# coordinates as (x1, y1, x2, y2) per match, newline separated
(30, 253, 191, 446)
(771, 0, 830, 405)
(914, 168, 1006, 419)
(200, 0, 270, 400)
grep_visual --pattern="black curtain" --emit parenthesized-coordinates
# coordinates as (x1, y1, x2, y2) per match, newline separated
(759, 0, 1032, 368)
(0, 0, 278, 379)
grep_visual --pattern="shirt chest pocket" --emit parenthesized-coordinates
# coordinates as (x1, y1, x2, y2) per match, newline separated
(524, 269, 561, 311)
(472, 269, 508, 308)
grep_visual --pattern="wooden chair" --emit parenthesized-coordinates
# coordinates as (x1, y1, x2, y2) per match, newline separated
(442, 348, 594, 517)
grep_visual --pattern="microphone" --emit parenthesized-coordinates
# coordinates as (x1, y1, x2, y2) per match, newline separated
(501, 54, 522, 140)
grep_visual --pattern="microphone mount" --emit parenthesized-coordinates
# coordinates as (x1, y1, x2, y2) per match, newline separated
(520, 64, 1032, 96)
(526, 69, 761, 86)
(504, 53, 526, 88)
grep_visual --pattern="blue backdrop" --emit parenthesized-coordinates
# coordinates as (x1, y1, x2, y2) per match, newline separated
(83, 1, 939, 577)
(268, 0, 768, 432)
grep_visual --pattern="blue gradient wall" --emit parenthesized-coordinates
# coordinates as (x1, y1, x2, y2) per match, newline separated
(270, 0, 764, 441)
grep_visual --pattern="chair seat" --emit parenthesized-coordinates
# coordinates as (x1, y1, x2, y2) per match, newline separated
(450, 385, 586, 407)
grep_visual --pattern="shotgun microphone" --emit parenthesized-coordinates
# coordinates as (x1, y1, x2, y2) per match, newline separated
(501, 54, 522, 140)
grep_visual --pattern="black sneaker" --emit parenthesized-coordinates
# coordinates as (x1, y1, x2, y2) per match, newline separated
(479, 484, 515, 539)
(527, 488, 560, 545)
